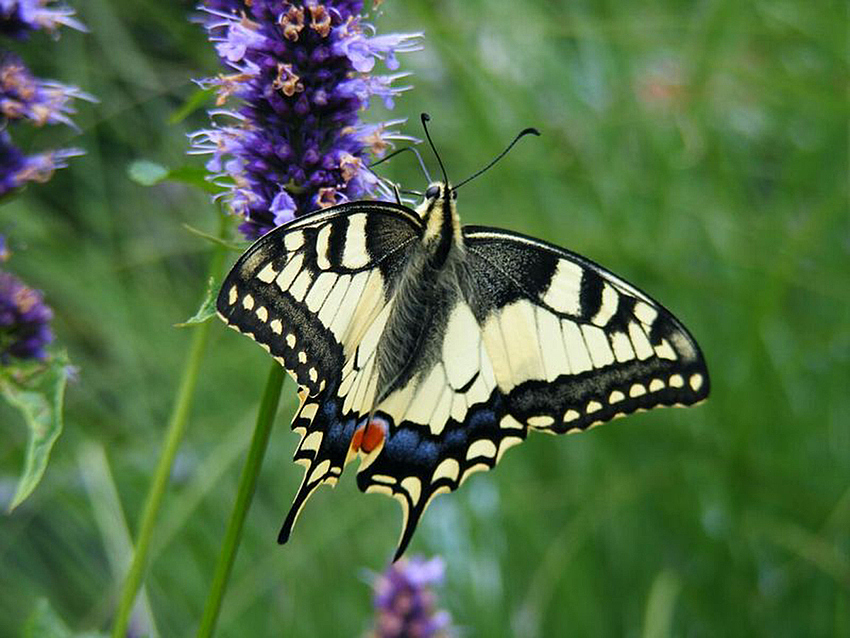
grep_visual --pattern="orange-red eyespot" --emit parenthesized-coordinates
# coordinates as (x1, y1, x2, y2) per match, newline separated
(361, 417, 387, 453)
(350, 426, 365, 453)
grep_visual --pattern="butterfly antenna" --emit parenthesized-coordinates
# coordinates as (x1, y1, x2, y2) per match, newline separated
(369, 146, 432, 184)
(421, 112, 449, 186)
(454, 127, 540, 190)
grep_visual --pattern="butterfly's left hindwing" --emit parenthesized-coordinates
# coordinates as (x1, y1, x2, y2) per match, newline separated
(216, 202, 423, 542)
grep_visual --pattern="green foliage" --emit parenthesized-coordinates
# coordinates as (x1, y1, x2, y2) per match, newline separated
(0, 0, 846, 637)
(1, 352, 71, 511)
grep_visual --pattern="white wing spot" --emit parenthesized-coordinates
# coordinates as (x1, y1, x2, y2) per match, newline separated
(299, 431, 322, 453)
(609, 390, 625, 403)
(276, 253, 304, 291)
(341, 214, 370, 269)
(284, 230, 305, 252)
(242, 294, 254, 311)
(316, 224, 332, 270)
(634, 301, 658, 327)
(433, 458, 460, 483)
(592, 283, 619, 326)
(305, 272, 336, 312)
(586, 400, 602, 413)
(564, 409, 580, 423)
(649, 378, 665, 392)
(317, 274, 351, 327)
(669, 373, 684, 388)
(256, 263, 279, 283)
(270, 319, 282, 334)
(629, 383, 646, 398)
(537, 306, 570, 381)
(400, 476, 422, 506)
(466, 439, 497, 460)
(654, 339, 677, 361)
(309, 367, 318, 383)
(298, 351, 308, 364)
(255, 306, 268, 322)
(308, 459, 330, 484)
(300, 402, 318, 421)
(288, 269, 313, 302)
(228, 285, 238, 305)
(611, 331, 635, 362)
(689, 373, 704, 391)
(628, 322, 654, 359)
(500, 414, 524, 430)
(286, 333, 296, 348)
(528, 415, 554, 428)
(561, 319, 593, 373)
(543, 259, 583, 315)
(582, 324, 615, 368)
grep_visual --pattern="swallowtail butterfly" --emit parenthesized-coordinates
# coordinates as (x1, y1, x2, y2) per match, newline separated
(217, 120, 709, 560)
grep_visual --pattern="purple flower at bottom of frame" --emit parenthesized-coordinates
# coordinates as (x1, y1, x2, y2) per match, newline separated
(370, 556, 453, 638)
(0, 0, 85, 39)
(0, 269, 53, 362)
(0, 130, 82, 197)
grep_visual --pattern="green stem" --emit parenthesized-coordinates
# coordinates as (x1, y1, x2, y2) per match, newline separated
(112, 217, 229, 638)
(196, 362, 285, 638)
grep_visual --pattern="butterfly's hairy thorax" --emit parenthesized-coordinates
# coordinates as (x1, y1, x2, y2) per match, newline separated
(373, 184, 466, 403)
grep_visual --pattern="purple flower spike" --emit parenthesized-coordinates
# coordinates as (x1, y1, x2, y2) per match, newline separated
(192, 1, 422, 239)
(0, 269, 53, 363)
(369, 556, 453, 638)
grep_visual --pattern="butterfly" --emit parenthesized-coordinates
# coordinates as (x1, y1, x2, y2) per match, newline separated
(216, 119, 709, 560)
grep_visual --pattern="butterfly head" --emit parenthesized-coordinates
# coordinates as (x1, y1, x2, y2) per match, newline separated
(423, 182, 457, 205)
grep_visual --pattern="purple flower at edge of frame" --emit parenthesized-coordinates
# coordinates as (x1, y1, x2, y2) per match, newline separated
(0, 269, 53, 363)
(0, 0, 86, 39)
(0, 129, 83, 198)
(0, 52, 96, 129)
(369, 555, 453, 638)
(191, 0, 422, 239)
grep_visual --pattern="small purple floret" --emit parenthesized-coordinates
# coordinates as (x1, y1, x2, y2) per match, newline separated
(370, 556, 453, 638)
(0, 269, 53, 363)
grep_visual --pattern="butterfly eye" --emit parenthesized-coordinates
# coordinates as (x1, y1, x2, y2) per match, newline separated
(425, 184, 441, 200)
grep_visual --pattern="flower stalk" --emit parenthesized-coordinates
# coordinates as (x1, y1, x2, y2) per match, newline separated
(111, 213, 231, 638)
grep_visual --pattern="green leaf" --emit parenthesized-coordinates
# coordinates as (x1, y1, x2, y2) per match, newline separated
(642, 569, 681, 638)
(167, 165, 225, 194)
(21, 598, 107, 638)
(175, 277, 219, 328)
(127, 160, 224, 195)
(3, 352, 71, 512)
(127, 160, 168, 186)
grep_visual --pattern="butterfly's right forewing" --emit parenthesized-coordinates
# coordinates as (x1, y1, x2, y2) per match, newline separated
(216, 201, 423, 541)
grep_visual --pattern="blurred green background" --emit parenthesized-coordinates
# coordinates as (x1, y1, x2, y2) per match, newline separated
(1, 0, 847, 636)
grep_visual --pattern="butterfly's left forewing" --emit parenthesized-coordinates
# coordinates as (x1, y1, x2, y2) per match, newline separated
(216, 202, 423, 541)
